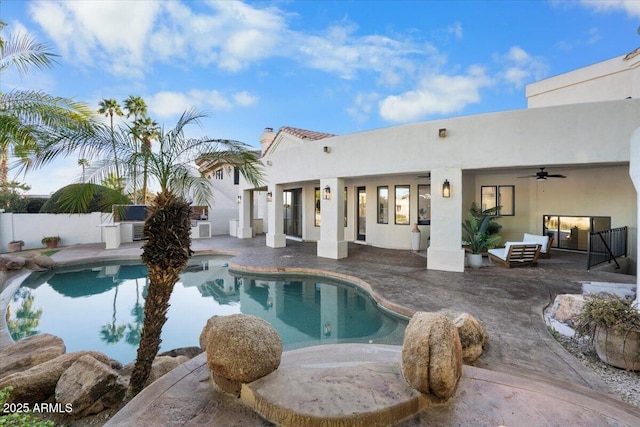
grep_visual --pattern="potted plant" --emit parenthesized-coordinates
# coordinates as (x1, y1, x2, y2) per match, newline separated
(574, 293, 640, 371)
(41, 236, 60, 249)
(7, 240, 24, 252)
(462, 203, 501, 268)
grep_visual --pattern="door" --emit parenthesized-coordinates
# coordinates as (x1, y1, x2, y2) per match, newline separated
(283, 189, 302, 238)
(357, 187, 366, 241)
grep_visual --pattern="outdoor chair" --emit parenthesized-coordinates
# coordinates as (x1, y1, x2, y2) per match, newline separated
(522, 233, 552, 259)
(488, 242, 542, 268)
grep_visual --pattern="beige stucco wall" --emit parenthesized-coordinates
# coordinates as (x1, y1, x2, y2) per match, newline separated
(526, 52, 640, 108)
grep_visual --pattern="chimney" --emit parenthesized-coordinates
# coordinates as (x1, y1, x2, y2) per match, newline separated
(260, 127, 276, 155)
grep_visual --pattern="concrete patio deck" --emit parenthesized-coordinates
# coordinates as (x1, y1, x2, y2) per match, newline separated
(2, 235, 640, 425)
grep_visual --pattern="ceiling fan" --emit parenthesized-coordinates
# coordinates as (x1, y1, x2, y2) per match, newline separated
(518, 167, 566, 181)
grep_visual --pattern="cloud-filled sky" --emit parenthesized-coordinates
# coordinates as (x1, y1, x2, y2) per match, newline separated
(2, 0, 640, 194)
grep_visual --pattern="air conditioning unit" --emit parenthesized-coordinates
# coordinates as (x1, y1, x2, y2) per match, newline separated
(191, 221, 211, 239)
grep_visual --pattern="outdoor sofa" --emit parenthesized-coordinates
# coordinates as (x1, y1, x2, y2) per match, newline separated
(488, 241, 542, 268)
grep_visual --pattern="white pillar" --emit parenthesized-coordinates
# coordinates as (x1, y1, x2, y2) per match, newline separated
(427, 168, 465, 272)
(266, 184, 286, 248)
(629, 127, 640, 308)
(317, 177, 348, 259)
(237, 189, 253, 238)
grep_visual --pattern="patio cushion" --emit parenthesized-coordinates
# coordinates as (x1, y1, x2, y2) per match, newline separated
(488, 241, 528, 261)
(523, 233, 550, 254)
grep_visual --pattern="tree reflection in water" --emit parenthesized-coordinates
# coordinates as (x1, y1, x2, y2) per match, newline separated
(7, 289, 44, 340)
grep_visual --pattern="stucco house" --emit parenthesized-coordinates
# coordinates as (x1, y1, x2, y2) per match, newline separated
(207, 49, 640, 273)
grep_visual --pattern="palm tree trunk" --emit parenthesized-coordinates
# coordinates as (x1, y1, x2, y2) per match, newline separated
(0, 148, 8, 184)
(110, 113, 120, 181)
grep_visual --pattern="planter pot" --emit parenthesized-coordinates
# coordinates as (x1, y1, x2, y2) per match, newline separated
(44, 241, 59, 249)
(8, 241, 24, 252)
(411, 225, 421, 253)
(594, 326, 640, 371)
(467, 253, 483, 269)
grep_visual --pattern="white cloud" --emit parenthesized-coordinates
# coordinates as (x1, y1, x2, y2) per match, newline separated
(148, 89, 257, 118)
(379, 65, 492, 123)
(347, 92, 380, 123)
(494, 46, 548, 89)
(579, 0, 640, 17)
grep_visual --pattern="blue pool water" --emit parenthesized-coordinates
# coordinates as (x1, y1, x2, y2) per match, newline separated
(7, 256, 407, 363)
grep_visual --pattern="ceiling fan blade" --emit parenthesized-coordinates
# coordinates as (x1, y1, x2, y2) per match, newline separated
(546, 174, 566, 178)
(517, 175, 537, 178)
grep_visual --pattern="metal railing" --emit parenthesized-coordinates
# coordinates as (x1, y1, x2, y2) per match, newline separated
(587, 226, 627, 270)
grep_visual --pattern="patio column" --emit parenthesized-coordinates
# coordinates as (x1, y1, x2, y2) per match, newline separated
(266, 184, 286, 248)
(629, 128, 640, 309)
(317, 177, 348, 259)
(427, 168, 465, 272)
(237, 189, 253, 238)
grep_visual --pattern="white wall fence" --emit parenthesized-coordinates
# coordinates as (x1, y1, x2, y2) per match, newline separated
(0, 212, 110, 252)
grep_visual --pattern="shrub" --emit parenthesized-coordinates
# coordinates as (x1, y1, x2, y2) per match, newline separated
(574, 293, 640, 340)
(0, 386, 54, 427)
(40, 183, 130, 214)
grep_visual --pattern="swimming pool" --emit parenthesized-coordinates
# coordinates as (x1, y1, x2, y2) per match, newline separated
(6, 256, 407, 364)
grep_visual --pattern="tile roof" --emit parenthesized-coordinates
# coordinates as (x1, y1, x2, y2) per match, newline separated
(278, 126, 336, 141)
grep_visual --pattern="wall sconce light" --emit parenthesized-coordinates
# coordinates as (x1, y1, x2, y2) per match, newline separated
(442, 180, 451, 198)
(323, 322, 332, 337)
(323, 185, 331, 200)
(266, 191, 273, 202)
(266, 160, 273, 166)
(323, 146, 331, 153)
(236, 195, 242, 204)
(439, 128, 447, 138)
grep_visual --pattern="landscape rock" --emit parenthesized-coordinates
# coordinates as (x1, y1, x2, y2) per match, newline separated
(200, 314, 282, 395)
(55, 355, 127, 418)
(0, 255, 26, 270)
(158, 346, 203, 359)
(32, 254, 56, 270)
(438, 310, 489, 364)
(401, 312, 462, 399)
(549, 294, 585, 327)
(0, 334, 65, 379)
(144, 355, 190, 387)
(0, 351, 111, 404)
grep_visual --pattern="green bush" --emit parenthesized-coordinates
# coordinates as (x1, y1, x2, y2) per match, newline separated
(574, 293, 640, 340)
(40, 183, 130, 214)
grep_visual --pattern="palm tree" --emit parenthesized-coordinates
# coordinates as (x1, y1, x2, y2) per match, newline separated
(78, 158, 89, 183)
(131, 116, 159, 205)
(100, 286, 126, 344)
(127, 109, 263, 397)
(97, 98, 123, 180)
(0, 20, 96, 184)
(123, 96, 147, 203)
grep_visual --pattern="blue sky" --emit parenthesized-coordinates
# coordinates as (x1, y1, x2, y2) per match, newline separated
(2, 0, 640, 194)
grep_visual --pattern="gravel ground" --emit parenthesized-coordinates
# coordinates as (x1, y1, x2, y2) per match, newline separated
(557, 335, 640, 408)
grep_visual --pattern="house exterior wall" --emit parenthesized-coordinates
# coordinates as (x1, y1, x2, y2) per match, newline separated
(240, 99, 640, 269)
(526, 52, 640, 108)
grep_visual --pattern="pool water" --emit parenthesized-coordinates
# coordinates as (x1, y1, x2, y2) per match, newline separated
(7, 256, 407, 364)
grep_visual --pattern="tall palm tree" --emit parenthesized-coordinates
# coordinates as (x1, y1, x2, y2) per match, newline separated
(97, 98, 123, 181)
(78, 158, 89, 183)
(0, 20, 96, 183)
(124, 96, 147, 203)
(131, 116, 159, 204)
(127, 109, 263, 396)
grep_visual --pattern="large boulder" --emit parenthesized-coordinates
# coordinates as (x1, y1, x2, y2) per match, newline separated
(0, 334, 65, 379)
(55, 355, 127, 417)
(438, 310, 488, 364)
(144, 355, 190, 387)
(0, 351, 111, 403)
(0, 255, 26, 271)
(200, 314, 282, 396)
(401, 312, 463, 399)
(549, 294, 585, 327)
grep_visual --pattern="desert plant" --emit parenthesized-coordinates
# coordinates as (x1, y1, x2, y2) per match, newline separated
(574, 293, 640, 339)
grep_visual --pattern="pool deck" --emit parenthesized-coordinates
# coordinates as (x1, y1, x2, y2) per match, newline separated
(2, 236, 640, 425)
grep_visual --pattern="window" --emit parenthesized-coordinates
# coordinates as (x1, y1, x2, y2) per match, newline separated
(215, 169, 224, 180)
(481, 185, 515, 216)
(233, 167, 240, 185)
(395, 185, 410, 225)
(315, 187, 321, 227)
(377, 186, 388, 224)
(417, 185, 431, 225)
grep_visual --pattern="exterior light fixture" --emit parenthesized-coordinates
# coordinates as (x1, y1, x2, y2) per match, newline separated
(439, 128, 447, 138)
(236, 195, 242, 204)
(266, 160, 273, 166)
(323, 185, 331, 200)
(442, 180, 451, 198)
(323, 146, 331, 153)
(323, 322, 332, 337)
(266, 191, 273, 202)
